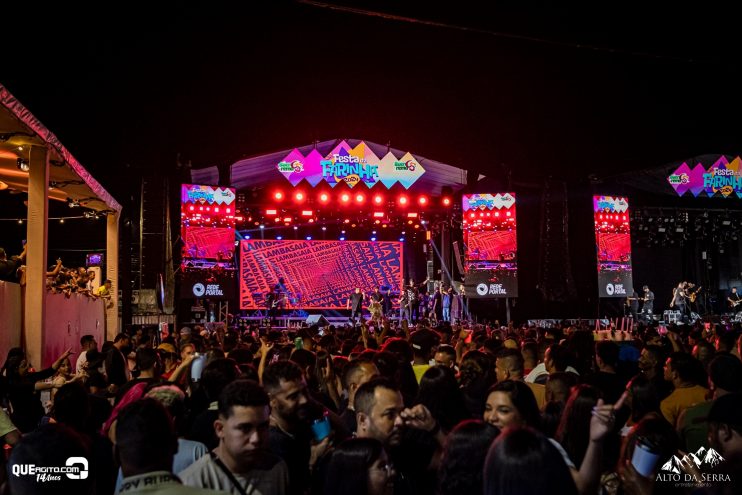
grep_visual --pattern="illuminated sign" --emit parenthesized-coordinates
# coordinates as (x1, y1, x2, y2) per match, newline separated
(667, 156, 742, 198)
(275, 140, 425, 189)
(462, 193, 516, 211)
(181, 184, 236, 205)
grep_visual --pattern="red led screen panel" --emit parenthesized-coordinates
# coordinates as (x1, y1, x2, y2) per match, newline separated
(462, 193, 518, 297)
(240, 240, 403, 309)
(183, 227, 235, 261)
(593, 196, 634, 297)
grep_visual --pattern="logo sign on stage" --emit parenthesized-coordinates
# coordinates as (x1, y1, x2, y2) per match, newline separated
(667, 155, 742, 198)
(179, 270, 236, 300)
(594, 196, 634, 298)
(276, 140, 425, 189)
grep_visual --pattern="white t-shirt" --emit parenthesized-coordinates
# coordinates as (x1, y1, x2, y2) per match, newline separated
(179, 451, 289, 495)
(76, 350, 88, 374)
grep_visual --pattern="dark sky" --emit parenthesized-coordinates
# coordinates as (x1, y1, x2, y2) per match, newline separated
(2, 2, 741, 203)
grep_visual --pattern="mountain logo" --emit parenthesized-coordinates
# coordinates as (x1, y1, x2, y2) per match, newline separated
(660, 447, 725, 474)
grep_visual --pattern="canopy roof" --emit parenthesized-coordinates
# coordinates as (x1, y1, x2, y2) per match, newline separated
(194, 139, 480, 195)
(0, 84, 121, 213)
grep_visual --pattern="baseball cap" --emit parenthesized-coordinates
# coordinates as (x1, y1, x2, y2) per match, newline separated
(179, 327, 192, 335)
(157, 343, 177, 355)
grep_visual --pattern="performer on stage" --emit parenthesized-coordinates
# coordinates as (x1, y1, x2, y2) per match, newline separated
(451, 283, 467, 323)
(625, 289, 640, 322)
(729, 286, 741, 312)
(368, 288, 383, 325)
(347, 287, 365, 324)
(381, 286, 392, 316)
(403, 277, 429, 323)
(641, 285, 654, 322)
(671, 281, 687, 321)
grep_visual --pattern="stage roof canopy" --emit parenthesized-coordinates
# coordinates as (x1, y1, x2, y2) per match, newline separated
(192, 139, 481, 196)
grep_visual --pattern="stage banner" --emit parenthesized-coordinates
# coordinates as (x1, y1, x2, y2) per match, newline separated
(179, 268, 237, 300)
(276, 140, 425, 190)
(594, 196, 634, 298)
(667, 156, 742, 198)
(239, 240, 403, 309)
(462, 193, 518, 298)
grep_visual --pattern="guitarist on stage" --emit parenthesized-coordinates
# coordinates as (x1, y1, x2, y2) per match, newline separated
(729, 286, 741, 312)
(671, 282, 688, 321)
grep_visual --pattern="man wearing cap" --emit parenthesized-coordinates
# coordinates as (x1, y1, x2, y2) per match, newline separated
(641, 285, 654, 322)
(410, 329, 439, 383)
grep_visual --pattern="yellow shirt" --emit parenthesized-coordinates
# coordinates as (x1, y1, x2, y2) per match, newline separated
(527, 381, 546, 410)
(412, 364, 431, 384)
(660, 385, 708, 427)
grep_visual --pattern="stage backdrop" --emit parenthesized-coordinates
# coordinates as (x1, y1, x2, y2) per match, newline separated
(594, 196, 634, 298)
(240, 240, 403, 309)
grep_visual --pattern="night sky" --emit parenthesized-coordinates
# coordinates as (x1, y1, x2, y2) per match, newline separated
(2, 3, 741, 316)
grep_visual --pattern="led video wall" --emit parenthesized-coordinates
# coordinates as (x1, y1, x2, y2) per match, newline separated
(462, 193, 518, 298)
(239, 240, 403, 309)
(181, 184, 237, 261)
(594, 196, 634, 298)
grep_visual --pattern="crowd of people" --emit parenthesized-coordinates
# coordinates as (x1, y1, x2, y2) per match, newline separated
(0, 244, 112, 301)
(0, 315, 740, 494)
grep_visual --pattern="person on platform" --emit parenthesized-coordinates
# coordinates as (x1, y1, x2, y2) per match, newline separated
(641, 285, 654, 322)
(381, 286, 392, 317)
(451, 284, 467, 323)
(625, 289, 640, 323)
(671, 281, 687, 321)
(728, 286, 741, 312)
(348, 287, 365, 324)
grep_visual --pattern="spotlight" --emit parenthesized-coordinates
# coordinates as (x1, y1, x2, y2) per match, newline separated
(277, 236, 283, 240)
(294, 192, 305, 201)
(442, 197, 451, 206)
(398, 195, 408, 206)
(306, 236, 312, 240)
(59, 218, 65, 224)
(340, 193, 350, 203)
(245, 235, 250, 239)
(293, 226, 298, 230)
(399, 237, 405, 242)
(259, 225, 265, 229)
(17, 219, 23, 224)
(339, 236, 345, 241)
(418, 196, 428, 206)
(16, 158, 29, 172)
(373, 194, 383, 205)
(322, 226, 327, 231)
(355, 193, 365, 203)
(274, 191, 284, 200)
(319, 193, 330, 203)
(371, 237, 376, 241)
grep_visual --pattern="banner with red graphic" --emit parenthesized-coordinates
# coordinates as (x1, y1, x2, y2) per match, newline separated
(593, 196, 634, 298)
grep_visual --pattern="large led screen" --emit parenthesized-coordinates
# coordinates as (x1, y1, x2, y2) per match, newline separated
(594, 196, 634, 297)
(239, 240, 403, 309)
(462, 193, 518, 297)
(181, 184, 236, 261)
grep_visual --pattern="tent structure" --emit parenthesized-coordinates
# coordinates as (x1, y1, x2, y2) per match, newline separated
(0, 83, 121, 368)
(192, 138, 479, 194)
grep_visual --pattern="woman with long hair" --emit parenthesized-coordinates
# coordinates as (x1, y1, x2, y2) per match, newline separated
(325, 437, 394, 495)
(438, 420, 499, 495)
(416, 365, 469, 432)
(483, 380, 541, 431)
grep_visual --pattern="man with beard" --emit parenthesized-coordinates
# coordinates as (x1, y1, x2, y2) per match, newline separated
(105, 333, 131, 393)
(263, 361, 330, 495)
(355, 377, 444, 495)
(180, 379, 289, 494)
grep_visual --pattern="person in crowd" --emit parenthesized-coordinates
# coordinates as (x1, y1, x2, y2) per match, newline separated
(262, 360, 330, 495)
(180, 379, 289, 494)
(40, 354, 80, 413)
(706, 392, 742, 492)
(339, 358, 379, 433)
(678, 353, 742, 453)
(75, 334, 98, 374)
(520, 340, 539, 376)
(409, 329, 439, 383)
(106, 332, 132, 393)
(459, 350, 496, 418)
(637, 344, 672, 400)
(324, 437, 394, 495)
(188, 358, 243, 450)
(415, 365, 468, 434)
(545, 372, 579, 405)
(4, 348, 74, 432)
(438, 420, 500, 495)
(433, 344, 456, 369)
(585, 341, 624, 404)
(7, 423, 93, 495)
(661, 352, 708, 427)
(116, 398, 218, 494)
(0, 244, 26, 282)
(620, 373, 663, 436)
(484, 426, 578, 495)
(483, 380, 542, 431)
(494, 348, 545, 409)
(525, 343, 579, 384)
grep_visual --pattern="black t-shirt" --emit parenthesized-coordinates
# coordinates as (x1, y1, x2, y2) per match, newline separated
(349, 292, 363, 309)
(269, 424, 311, 495)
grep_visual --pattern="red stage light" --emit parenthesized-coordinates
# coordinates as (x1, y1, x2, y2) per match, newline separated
(373, 212, 385, 218)
(301, 210, 313, 216)
(470, 213, 475, 218)
(189, 206, 194, 211)
(373, 194, 383, 204)
(308, 218, 314, 223)
(199, 206, 203, 211)
(340, 193, 350, 203)
(442, 197, 451, 206)
(214, 207, 219, 212)
(506, 211, 511, 217)
(398, 196, 408, 205)
(375, 219, 381, 224)
(266, 209, 277, 215)
(494, 211, 499, 217)
(274, 192, 284, 200)
(226, 208, 231, 213)
(284, 217, 292, 222)
(295, 192, 304, 201)
(418, 196, 428, 206)
(319, 193, 329, 203)
(355, 193, 365, 203)
(407, 213, 418, 218)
